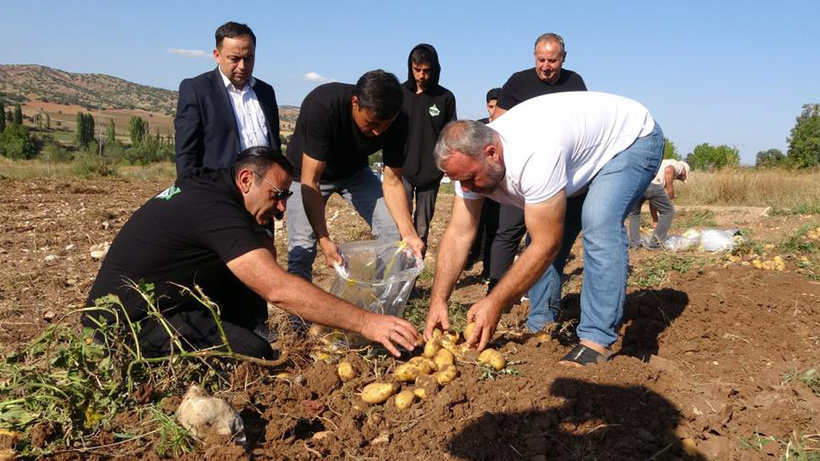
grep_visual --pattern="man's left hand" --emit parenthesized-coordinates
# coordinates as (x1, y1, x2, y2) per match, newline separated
(403, 235, 426, 258)
(464, 298, 503, 351)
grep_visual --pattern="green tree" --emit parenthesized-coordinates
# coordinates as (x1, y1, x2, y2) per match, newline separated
(686, 143, 740, 170)
(75, 112, 95, 148)
(13, 104, 23, 125)
(0, 123, 37, 159)
(786, 103, 820, 168)
(755, 148, 786, 168)
(128, 116, 148, 146)
(0, 100, 5, 133)
(663, 137, 680, 160)
(105, 118, 116, 145)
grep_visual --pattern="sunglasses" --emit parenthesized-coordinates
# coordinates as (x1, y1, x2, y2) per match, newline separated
(252, 170, 293, 200)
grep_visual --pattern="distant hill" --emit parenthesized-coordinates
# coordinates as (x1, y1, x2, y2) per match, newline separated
(0, 64, 299, 136)
(0, 64, 178, 116)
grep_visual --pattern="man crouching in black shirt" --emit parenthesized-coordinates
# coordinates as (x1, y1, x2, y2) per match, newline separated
(83, 146, 419, 359)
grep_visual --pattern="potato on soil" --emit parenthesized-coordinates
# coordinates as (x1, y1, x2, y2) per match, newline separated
(337, 361, 355, 382)
(423, 337, 441, 358)
(409, 356, 434, 374)
(479, 348, 506, 371)
(463, 322, 476, 342)
(361, 382, 398, 404)
(414, 374, 438, 399)
(432, 328, 443, 340)
(394, 390, 416, 410)
(434, 348, 455, 369)
(435, 364, 458, 385)
(394, 362, 422, 382)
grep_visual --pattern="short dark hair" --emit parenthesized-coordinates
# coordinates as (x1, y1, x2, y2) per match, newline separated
(215, 22, 256, 49)
(353, 70, 403, 121)
(410, 47, 434, 65)
(486, 87, 501, 103)
(234, 146, 293, 181)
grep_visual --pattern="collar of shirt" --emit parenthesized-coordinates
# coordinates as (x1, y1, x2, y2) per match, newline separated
(218, 69, 256, 94)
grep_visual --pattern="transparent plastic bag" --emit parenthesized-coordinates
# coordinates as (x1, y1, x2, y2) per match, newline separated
(330, 240, 424, 318)
(700, 229, 741, 252)
(662, 229, 701, 252)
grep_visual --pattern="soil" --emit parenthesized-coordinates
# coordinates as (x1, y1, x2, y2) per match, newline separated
(1, 178, 819, 460)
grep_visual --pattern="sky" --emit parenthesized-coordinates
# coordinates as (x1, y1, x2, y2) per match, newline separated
(1, 0, 818, 165)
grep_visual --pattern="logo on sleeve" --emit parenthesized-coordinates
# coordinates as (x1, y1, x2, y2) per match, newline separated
(428, 104, 440, 117)
(155, 185, 181, 201)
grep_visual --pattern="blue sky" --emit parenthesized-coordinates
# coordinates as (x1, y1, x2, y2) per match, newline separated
(1, 0, 818, 164)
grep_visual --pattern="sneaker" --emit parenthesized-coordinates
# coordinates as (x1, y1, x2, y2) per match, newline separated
(520, 294, 530, 302)
(253, 323, 278, 343)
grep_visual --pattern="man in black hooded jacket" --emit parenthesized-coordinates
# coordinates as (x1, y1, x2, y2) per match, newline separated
(401, 44, 457, 251)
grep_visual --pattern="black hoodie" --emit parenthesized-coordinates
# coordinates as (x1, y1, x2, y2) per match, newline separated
(402, 44, 457, 188)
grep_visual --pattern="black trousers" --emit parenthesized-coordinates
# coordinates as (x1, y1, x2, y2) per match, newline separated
(488, 203, 527, 292)
(468, 198, 500, 276)
(403, 178, 441, 249)
(137, 304, 273, 359)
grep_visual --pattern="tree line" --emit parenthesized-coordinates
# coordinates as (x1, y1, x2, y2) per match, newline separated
(1, 99, 818, 170)
(0, 99, 174, 171)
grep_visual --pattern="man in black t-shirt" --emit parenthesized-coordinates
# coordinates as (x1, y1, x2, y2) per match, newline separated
(488, 33, 587, 294)
(401, 44, 457, 251)
(286, 70, 424, 281)
(84, 146, 419, 359)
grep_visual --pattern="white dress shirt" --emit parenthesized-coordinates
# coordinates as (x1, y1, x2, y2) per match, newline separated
(219, 71, 270, 151)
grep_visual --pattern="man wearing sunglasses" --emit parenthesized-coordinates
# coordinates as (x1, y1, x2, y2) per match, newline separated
(83, 146, 419, 359)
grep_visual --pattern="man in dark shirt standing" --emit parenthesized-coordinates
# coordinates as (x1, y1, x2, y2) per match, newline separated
(401, 44, 457, 252)
(286, 70, 424, 281)
(84, 147, 419, 359)
(174, 22, 281, 176)
(488, 33, 587, 294)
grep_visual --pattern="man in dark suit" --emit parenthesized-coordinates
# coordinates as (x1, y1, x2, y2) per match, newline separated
(174, 21, 281, 176)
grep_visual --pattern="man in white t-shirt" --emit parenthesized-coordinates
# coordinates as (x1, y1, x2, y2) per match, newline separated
(628, 159, 690, 248)
(422, 91, 664, 366)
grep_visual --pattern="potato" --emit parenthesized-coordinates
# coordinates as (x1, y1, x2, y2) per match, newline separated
(414, 374, 438, 399)
(423, 337, 441, 358)
(434, 348, 455, 369)
(422, 357, 438, 372)
(432, 328, 443, 340)
(361, 382, 398, 404)
(440, 338, 459, 356)
(443, 331, 459, 344)
(409, 356, 434, 375)
(337, 361, 355, 382)
(479, 348, 506, 371)
(435, 364, 458, 385)
(463, 322, 476, 342)
(394, 390, 416, 410)
(394, 362, 421, 382)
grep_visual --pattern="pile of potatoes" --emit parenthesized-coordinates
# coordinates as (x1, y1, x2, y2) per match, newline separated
(340, 323, 507, 410)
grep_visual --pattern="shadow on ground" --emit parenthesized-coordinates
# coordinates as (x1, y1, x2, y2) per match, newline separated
(447, 378, 705, 461)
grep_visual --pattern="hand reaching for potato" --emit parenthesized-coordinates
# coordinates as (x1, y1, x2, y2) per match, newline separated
(360, 312, 419, 357)
(464, 298, 503, 351)
(423, 299, 450, 341)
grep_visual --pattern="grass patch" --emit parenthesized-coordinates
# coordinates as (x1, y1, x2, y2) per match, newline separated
(676, 168, 820, 211)
(403, 298, 468, 332)
(628, 254, 698, 288)
(777, 225, 820, 255)
(0, 157, 175, 180)
(783, 367, 820, 396)
(672, 209, 718, 229)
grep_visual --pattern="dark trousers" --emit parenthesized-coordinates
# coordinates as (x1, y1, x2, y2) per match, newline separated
(628, 183, 675, 248)
(137, 303, 272, 359)
(468, 198, 500, 276)
(487, 203, 527, 292)
(403, 178, 441, 249)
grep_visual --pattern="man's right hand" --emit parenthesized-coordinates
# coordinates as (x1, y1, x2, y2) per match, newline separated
(423, 299, 450, 341)
(319, 237, 342, 268)
(360, 312, 419, 357)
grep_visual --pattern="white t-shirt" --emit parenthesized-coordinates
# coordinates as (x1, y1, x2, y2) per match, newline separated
(456, 91, 655, 208)
(219, 71, 270, 151)
(652, 159, 686, 187)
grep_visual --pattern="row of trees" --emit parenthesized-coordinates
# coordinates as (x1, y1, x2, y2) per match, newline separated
(0, 99, 174, 166)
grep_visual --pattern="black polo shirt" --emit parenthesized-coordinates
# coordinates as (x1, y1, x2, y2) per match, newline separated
(496, 68, 587, 110)
(84, 169, 266, 325)
(287, 82, 408, 182)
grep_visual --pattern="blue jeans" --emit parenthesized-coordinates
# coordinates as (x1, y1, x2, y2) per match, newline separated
(526, 123, 664, 347)
(287, 166, 400, 281)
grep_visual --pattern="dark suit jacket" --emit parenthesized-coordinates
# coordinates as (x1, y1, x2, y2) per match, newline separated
(174, 68, 281, 176)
